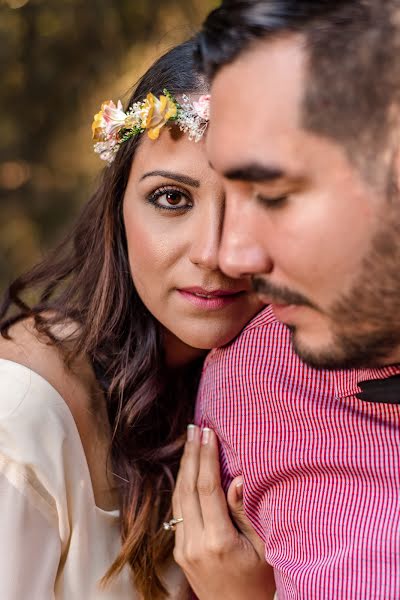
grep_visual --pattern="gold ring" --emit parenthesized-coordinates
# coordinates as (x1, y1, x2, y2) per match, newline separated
(162, 517, 184, 531)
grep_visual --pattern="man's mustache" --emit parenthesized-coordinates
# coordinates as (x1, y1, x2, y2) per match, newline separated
(252, 276, 315, 309)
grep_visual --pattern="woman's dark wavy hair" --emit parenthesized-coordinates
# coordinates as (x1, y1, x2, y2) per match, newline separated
(0, 37, 207, 600)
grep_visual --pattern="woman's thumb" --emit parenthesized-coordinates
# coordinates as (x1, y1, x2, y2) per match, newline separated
(227, 476, 265, 556)
(227, 477, 251, 535)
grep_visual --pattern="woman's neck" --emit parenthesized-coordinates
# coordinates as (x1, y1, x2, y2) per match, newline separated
(163, 329, 207, 368)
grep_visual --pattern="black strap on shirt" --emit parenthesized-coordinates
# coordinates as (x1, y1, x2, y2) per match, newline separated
(356, 374, 400, 405)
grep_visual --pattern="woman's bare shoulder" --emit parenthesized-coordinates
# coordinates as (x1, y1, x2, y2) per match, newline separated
(0, 318, 116, 510)
(0, 318, 97, 423)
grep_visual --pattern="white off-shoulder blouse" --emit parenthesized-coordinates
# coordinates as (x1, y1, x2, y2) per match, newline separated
(0, 359, 188, 600)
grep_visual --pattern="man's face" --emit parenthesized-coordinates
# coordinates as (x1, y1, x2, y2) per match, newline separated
(208, 35, 400, 368)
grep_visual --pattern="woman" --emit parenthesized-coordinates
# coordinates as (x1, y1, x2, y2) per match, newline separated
(0, 37, 273, 599)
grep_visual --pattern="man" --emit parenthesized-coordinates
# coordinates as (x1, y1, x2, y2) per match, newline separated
(193, 2, 400, 598)
(199, 0, 400, 370)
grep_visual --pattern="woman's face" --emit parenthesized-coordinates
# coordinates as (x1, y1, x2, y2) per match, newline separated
(123, 125, 263, 362)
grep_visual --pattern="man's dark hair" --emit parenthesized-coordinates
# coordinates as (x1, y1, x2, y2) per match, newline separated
(197, 0, 400, 177)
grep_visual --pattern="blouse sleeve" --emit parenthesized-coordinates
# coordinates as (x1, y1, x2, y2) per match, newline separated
(0, 457, 61, 600)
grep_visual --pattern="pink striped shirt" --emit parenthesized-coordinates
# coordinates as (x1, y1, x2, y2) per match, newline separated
(196, 306, 400, 599)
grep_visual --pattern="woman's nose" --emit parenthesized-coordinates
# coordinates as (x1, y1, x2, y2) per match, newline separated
(189, 206, 221, 272)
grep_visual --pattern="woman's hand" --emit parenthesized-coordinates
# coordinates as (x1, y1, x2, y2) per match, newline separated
(172, 425, 276, 600)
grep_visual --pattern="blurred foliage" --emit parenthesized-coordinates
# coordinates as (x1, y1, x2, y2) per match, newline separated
(0, 0, 218, 291)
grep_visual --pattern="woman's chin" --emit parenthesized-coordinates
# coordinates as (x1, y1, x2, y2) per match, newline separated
(180, 329, 242, 352)
(164, 326, 242, 367)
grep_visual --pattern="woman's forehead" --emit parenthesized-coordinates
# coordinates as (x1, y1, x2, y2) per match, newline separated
(130, 127, 209, 178)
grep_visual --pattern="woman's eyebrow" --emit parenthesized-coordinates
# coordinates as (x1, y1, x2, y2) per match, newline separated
(140, 170, 200, 188)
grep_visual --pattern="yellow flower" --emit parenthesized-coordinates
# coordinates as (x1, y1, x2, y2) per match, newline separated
(140, 93, 177, 140)
(91, 102, 109, 142)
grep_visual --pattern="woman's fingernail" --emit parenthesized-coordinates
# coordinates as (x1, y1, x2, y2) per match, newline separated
(202, 427, 211, 445)
(236, 479, 243, 500)
(187, 424, 195, 442)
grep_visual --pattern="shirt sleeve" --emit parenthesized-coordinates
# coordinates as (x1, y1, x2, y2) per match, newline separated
(0, 458, 61, 600)
(195, 364, 238, 494)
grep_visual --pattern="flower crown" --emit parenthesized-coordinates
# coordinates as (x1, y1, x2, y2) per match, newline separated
(92, 89, 210, 165)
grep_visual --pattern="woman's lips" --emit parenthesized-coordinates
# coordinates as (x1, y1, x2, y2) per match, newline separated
(177, 287, 246, 311)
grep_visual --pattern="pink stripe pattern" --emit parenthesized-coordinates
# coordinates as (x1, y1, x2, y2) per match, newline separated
(196, 306, 400, 599)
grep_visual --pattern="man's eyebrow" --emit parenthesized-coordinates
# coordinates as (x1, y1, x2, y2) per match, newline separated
(223, 164, 285, 182)
(140, 170, 200, 187)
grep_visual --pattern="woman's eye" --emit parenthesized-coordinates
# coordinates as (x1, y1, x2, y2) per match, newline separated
(148, 188, 192, 211)
(159, 191, 188, 207)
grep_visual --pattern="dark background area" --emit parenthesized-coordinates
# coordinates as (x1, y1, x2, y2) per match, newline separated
(0, 0, 216, 290)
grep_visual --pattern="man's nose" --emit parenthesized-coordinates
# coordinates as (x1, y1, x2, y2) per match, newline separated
(219, 195, 273, 279)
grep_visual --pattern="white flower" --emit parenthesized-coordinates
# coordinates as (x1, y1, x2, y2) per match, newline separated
(192, 94, 211, 121)
(102, 100, 128, 137)
(94, 140, 119, 165)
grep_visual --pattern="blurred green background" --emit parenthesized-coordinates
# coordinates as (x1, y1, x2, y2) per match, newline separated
(0, 0, 217, 291)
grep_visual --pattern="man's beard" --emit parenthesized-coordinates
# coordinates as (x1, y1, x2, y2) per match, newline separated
(291, 324, 400, 370)
(253, 209, 400, 370)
